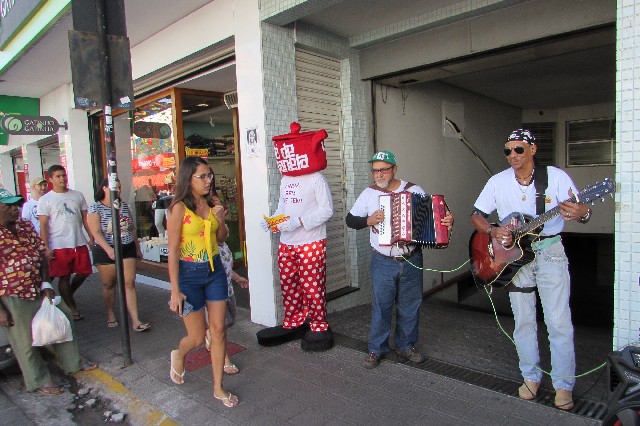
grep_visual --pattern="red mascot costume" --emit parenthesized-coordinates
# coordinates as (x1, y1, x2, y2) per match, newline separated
(256, 122, 334, 351)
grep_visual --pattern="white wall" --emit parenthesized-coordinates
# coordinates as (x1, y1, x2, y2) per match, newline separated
(374, 80, 521, 291)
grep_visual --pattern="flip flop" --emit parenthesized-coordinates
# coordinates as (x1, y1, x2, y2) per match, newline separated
(224, 364, 239, 375)
(205, 330, 211, 352)
(170, 350, 185, 385)
(107, 320, 118, 328)
(133, 323, 151, 332)
(35, 385, 64, 395)
(214, 391, 238, 408)
(73, 313, 85, 321)
(80, 361, 98, 372)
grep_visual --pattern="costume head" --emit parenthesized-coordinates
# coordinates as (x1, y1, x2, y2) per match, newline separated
(272, 122, 328, 176)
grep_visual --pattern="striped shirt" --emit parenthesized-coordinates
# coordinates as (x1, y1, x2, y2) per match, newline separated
(87, 201, 135, 245)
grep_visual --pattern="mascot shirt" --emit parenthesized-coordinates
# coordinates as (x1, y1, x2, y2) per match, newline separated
(274, 172, 333, 246)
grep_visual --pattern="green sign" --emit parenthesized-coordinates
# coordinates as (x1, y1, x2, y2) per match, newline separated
(0, 95, 39, 145)
(0, 0, 47, 49)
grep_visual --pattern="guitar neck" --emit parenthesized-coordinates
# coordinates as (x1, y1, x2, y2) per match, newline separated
(513, 198, 574, 240)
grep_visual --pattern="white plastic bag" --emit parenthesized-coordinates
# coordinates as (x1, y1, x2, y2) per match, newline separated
(31, 298, 73, 346)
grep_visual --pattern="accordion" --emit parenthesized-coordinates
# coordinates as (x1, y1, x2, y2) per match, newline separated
(378, 192, 449, 248)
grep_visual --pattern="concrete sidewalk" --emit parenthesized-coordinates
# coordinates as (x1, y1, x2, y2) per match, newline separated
(1, 274, 602, 425)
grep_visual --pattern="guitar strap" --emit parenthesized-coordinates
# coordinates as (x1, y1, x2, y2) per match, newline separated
(507, 166, 547, 294)
(369, 182, 415, 193)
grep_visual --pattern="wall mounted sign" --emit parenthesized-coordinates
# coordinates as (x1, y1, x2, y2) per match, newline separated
(0, 0, 46, 49)
(0, 114, 64, 135)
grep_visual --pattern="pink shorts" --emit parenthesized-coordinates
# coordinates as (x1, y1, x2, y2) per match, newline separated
(49, 246, 92, 277)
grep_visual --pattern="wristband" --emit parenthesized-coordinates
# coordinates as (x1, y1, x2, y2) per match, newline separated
(579, 209, 591, 223)
(298, 217, 303, 227)
(40, 282, 53, 291)
(487, 225, 493, 236)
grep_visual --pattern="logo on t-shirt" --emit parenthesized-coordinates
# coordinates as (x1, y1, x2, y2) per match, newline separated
(55, 200, 79, 223)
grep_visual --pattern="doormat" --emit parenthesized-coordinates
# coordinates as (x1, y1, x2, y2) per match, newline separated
(184, 341, 246, 372)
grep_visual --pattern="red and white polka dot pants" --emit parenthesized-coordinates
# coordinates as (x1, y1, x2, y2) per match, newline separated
(278, 239, 328, 332)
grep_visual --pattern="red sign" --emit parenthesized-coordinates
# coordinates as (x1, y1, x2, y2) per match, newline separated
(132, 153, 175, 172)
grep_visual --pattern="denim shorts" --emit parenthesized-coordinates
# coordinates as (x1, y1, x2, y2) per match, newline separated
(178, 256, 227, 311)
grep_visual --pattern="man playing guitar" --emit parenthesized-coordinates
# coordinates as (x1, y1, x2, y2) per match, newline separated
(470, 129, 592, 411)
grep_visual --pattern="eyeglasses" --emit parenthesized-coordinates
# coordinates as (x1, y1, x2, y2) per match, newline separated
(371, 166, 394, 174)
(503, 146, 526, 156)
(192, 173, 214, 181)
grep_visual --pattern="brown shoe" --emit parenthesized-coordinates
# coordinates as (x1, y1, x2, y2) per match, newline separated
(518, 381, 540, 400)
(554, 389, 574, 410)
(363, 352, 381, 369)
(396, 347, 425, 363)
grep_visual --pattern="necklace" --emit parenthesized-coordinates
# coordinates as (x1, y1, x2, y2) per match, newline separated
(515, 169, 534, 200)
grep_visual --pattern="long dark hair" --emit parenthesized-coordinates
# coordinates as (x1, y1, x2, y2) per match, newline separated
(169, 157, 216, 212)
(95, 178, 109, 201)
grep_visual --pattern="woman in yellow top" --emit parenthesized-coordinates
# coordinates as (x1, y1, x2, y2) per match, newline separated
(166, 157, 237, 408)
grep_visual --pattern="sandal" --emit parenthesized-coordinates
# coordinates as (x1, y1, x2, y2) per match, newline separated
(224, 364, 239, 375)
(214, 391, 238, 408)
(79, 361, 98, 372)
(73, 313, 85, 321)
(133, 323, 151, 332)
(107, 320, 118, 328)
(170, 350, 185, 385)
(35, 385, 64, 395)
(554, 389, 574, 410)
(518, 381, 539, 400)
(205, 330, 211, 352)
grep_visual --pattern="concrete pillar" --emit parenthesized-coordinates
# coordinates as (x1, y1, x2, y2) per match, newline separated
(0, 154, 15, 190)
(234, 0, 278, 326)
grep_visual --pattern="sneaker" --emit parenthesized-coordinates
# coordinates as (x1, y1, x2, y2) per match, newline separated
(363, 352, 381, 369)
(397, 347, 425, 363)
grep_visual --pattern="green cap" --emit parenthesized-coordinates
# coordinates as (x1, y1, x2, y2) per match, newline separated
(369, 150, 396, 166)
(0, 188, 24, 205)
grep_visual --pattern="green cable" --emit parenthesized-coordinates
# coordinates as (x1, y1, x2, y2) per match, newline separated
(402, 256, 470, 273)
(482, 285, 606, 378)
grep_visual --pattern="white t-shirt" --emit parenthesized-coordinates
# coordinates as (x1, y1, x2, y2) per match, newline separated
(273, 172, 333, 246)
(21, 198, 40, 234)
(473, 166, 578, 236)
(37, 189, 89, 249)
(349, 180, 426, 257)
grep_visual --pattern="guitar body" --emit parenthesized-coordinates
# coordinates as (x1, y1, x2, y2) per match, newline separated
(469, 213, 536, 288)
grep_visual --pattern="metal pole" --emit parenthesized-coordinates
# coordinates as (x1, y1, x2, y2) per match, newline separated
(97, 0, 132, 366)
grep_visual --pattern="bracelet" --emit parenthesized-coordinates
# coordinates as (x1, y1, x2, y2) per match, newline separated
(487, 225, 493, 236)
(40, 282, 53, 291)
(579, 209, 591, 223)
(298, 217, 303, 227)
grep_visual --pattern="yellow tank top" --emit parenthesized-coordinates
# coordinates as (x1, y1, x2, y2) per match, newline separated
(179, 204, 219, 271)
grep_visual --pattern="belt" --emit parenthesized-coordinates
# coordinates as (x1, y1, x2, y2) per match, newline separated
(375, 248, 419, 262)
(536, 234, 557, 240)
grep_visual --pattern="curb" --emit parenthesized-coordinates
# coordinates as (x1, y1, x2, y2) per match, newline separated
(75, 368, 178, 426)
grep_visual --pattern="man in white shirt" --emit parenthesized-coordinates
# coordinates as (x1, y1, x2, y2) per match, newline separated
(38, 165, 93, 321)
(21, 177, 48, 234)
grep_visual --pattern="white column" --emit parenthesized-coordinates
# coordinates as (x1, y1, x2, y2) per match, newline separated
(234, 0, 278, 326)
(61, 108, 93, 203)
(614, 0, 640, 349)
(0, 153, 15, 190)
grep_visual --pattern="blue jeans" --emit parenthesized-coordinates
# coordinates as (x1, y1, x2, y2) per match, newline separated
(368, 250, 423, 355)
(509, 239, 575, 391)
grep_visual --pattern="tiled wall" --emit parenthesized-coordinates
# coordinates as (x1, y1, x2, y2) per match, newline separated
(614, 0, 640, 349)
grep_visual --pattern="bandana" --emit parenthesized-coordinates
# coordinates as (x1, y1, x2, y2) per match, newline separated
(506, 129, 535, 145)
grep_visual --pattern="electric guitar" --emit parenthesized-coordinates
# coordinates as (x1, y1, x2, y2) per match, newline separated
(469, 178, 615, 288)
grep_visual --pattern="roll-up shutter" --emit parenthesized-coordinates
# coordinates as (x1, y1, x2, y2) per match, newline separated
(295, 49, 349, 294)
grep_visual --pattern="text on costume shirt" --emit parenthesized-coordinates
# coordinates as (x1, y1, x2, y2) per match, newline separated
(37, 189, 89, 249)
(274, 172, 334, 246)
(87, 201, 135, 246)
(21, 198, 40, 234)
(0, 220, 45, 300)
(473, 166, 578, 236)
(349, 180, 426, 257)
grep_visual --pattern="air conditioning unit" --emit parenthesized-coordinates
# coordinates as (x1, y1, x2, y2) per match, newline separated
(224, 91, 238, 109)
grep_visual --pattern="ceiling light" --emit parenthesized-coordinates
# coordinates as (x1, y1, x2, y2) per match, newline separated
(182, 109, 190, 113)
(196, 103, 209, 107)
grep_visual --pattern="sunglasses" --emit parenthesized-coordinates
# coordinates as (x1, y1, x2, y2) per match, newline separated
(504, 146, 526, 156)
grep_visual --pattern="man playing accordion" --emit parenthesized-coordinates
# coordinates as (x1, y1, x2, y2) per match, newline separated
(346, 150, 453, 369)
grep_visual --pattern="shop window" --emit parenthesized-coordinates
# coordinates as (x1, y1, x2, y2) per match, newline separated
(131, 95, 177, 238)
(566, 118, 615, 167)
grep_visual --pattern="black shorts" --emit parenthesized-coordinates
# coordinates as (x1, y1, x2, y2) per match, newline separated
(91, 241, 137, 265)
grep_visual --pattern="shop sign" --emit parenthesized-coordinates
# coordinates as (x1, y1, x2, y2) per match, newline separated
(185, 147, 209, 158)
(0, 95, 39, 145)
(132, 153, 175, 172)
(0, 0, 46, 49)
(0, 114, 62, 135)
(133, 121, 172, 139)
